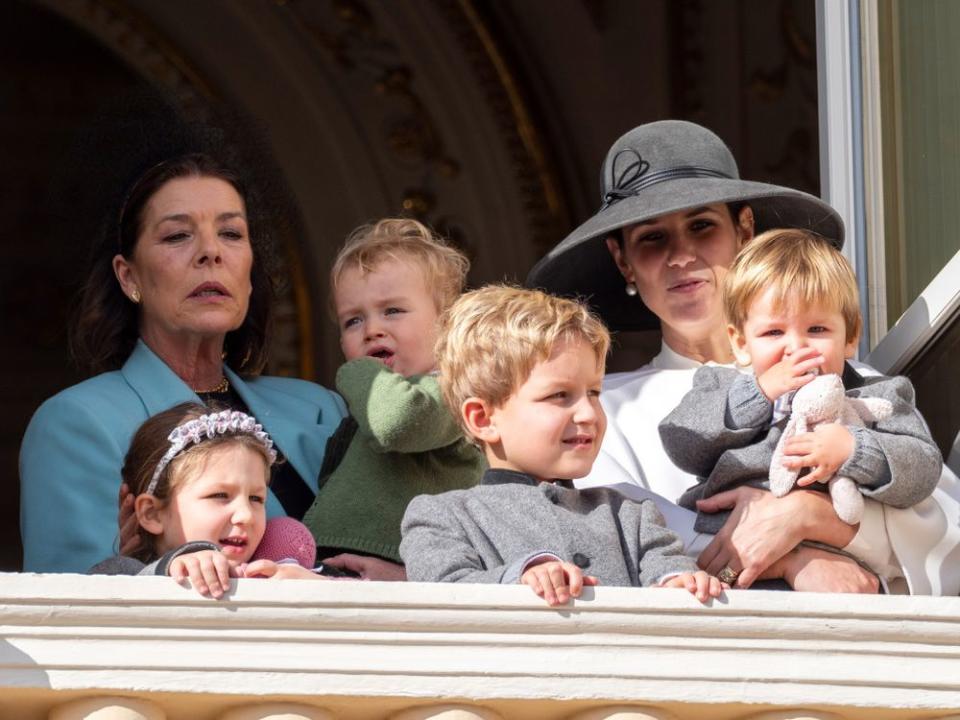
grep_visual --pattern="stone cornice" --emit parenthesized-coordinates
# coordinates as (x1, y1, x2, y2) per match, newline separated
(2, 574, 960, 717)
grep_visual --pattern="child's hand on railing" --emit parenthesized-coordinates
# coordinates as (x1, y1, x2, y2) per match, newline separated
(168, 550, 235, 599)
(658, 570, 723, 602)
(521, 558, 598, 606)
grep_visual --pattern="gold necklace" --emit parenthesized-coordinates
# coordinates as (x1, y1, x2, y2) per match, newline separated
(194, 376, 230, 394)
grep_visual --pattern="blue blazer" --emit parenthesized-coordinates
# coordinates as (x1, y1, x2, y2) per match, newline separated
(19, 340, 347, 573)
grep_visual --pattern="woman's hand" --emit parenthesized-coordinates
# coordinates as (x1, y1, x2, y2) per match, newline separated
(520, 559, 598, 606)
(765, 545, 880, 593)
(321, 553, 407, 581)
(168, 550, 236, 599)
(117, 483, 141, 557)
(696, 486, 858, 588)
(658, 570, 723, 602)
(241, 560, 332, 580)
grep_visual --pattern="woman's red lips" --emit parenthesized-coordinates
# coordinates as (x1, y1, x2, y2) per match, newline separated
(189, 281, 230, 298)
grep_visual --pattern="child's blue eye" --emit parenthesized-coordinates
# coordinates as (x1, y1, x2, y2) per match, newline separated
(761, 329, 783, 337)
(250, 495, 265, 505)
(809, 325, 828, 333)
(384, 307, 405, 316)
(205, 492, 229, 500)
(343, 317, 361, 330)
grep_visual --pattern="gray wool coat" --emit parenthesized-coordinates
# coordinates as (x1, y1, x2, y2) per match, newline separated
(400, 468, 698, 587)
(89, 541, 221, 576)
(659, 365, 942, 534)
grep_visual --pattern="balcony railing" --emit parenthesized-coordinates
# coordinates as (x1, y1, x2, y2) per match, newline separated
(1, 573, 959, 719)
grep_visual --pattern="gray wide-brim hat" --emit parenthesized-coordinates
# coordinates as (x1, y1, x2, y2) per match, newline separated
(526, 120, 845, 331)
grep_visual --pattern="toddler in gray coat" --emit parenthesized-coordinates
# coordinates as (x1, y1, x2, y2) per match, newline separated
(659, 230, 941, 560)
(400, 285, 723, 606)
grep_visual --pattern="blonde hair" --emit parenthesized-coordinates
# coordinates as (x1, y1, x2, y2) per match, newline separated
(723, 229, 861, 342)
(330, 218, 469, 316)
(436, 285, 610, 437)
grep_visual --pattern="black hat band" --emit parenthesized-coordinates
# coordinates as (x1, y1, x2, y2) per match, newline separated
(602, 162, 732, 210)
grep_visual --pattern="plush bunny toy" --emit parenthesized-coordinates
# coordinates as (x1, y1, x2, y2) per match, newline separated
(769, 373, 893, 524)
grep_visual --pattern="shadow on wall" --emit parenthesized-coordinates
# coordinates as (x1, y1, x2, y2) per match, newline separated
(0, 638, 51, 717)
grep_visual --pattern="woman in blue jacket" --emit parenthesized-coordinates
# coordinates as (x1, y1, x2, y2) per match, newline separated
(19, 153, 347, 573)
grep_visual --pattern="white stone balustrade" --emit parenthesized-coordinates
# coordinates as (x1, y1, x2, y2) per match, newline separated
(0, 573, 959, 719)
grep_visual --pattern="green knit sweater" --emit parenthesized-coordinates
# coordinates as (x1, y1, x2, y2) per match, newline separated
(302, 357, 484, 562)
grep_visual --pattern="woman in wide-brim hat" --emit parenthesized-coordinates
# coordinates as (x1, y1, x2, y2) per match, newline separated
(528, 120, 959, 595)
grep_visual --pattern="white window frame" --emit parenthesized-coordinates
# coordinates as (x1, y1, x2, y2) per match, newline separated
(867, 250, 960, 374)
(817, 0, 960, 373)
(817, 0, 869, 357)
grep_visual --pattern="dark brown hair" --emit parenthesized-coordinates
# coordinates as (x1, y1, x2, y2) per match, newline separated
(123, 402, 273, 562)
(610, 201, 750, 246)
(70, 153, 275, 375)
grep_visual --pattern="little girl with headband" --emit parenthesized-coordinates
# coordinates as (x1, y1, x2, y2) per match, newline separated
(91, 402, 328, 596)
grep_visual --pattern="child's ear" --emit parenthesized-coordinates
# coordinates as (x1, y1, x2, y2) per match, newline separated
(844, 330, 860, 360)
(462, 397, 500, 445)
(727, 324, 752, 367)
(134, 493, 165, 536)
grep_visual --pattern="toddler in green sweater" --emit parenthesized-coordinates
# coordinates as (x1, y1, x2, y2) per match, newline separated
(302, 219, 485, 568)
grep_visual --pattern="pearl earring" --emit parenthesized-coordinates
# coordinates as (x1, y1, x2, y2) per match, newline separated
(625, 282, 638, 297)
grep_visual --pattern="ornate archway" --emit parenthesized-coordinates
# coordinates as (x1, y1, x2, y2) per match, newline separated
(37, 0, 568, 381)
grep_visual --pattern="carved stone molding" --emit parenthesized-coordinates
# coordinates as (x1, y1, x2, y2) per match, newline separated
(32, 0, 214, 112)
(435, 0, 571, 258)
(2, 575, 960, 718)
(274, 0, 568, 264)
(277, 0, 461, 203)
(49, 697, 166, 720)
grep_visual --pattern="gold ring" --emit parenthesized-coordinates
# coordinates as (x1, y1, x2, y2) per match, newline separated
(717, 566, 740, 585)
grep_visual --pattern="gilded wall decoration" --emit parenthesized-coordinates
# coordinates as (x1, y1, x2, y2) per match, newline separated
(275, 0, 568, 262)
(275, 0, 462, 237)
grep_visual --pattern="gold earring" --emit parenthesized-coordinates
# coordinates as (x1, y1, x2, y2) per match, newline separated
(131, 289, 141, 304)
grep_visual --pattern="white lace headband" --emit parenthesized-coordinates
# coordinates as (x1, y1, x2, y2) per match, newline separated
(146, 410, 278, 495)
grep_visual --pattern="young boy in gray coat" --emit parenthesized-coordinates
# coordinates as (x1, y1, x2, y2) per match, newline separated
(659, 230, 941, 547)
(400, 286, 723, 606)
